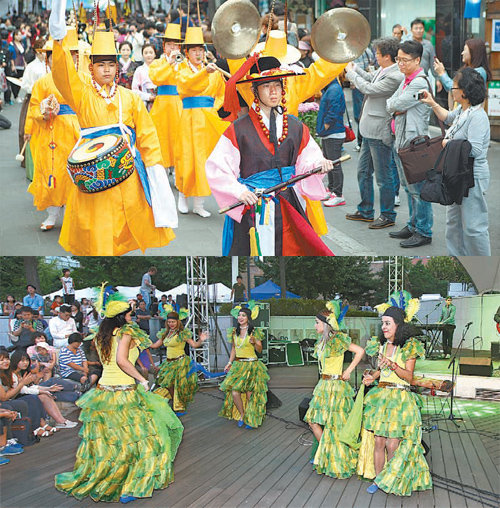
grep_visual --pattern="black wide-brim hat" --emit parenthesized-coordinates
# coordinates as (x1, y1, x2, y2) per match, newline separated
(236, 55, 303, 84)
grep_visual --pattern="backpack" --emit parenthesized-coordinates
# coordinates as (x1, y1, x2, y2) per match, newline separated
(11, 416, 39, 446)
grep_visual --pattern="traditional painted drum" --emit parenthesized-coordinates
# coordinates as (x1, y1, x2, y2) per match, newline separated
(67, 134, 135, 193)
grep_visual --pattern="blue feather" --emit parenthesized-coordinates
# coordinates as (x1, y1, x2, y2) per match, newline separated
(186, 360, 226, 379)
(399, 291, 405, 310)
(390, 297, 398, 307)
(338, 304, 349, 323)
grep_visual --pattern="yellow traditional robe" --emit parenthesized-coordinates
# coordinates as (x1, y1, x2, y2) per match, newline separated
(26, 72, 80, 210)
(148, 58, 183, 168)
(229, 58, 347, 236)
(174, 64, 229, 197)
(52, 41, 175, 255)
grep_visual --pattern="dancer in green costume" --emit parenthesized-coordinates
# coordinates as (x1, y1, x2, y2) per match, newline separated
(358, 291, 432, 496)
(219, 306, 269, 429)
(304, 301, 364, 478)
(55, 287, 183, 503)
(152, 308, 208, 416)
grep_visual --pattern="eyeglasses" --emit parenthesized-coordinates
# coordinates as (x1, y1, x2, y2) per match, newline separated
(395, 57, 416, 64)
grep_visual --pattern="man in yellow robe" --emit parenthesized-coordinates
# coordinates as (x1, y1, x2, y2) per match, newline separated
(49, 1, 177, 255)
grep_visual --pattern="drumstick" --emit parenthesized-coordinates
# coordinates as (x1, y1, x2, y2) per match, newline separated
(214, 65, 232, 79)
(16, 139, 28, 162)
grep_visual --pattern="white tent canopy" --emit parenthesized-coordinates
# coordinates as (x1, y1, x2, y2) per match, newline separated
(44, 283, 232, 303)
(458, 256, 500, 294)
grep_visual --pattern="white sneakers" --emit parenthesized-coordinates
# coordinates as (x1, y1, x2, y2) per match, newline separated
(193, 197, 211, 218)
(55, 419, 78, 429)
(178, 193, 211, 217)
(324, 195, 346, 207)
(394, 195, 401, 206)
(40, 205, 63, 231)
(177, 192, 189, 214)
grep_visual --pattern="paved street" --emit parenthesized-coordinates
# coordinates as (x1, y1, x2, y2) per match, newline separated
(0, 98, 498, 256)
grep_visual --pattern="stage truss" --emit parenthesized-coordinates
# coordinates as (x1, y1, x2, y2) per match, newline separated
(185, 257, 214, 383)
(388, 256, 404, 298)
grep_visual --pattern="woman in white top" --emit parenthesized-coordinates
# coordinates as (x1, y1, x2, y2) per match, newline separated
(132, 44, 158, 112)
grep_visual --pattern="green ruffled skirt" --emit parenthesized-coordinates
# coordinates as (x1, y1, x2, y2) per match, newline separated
(357, 386, 432, 496)
(304, 378, 358, 478)
(219, 360, 269, 428)
(54, 385, 184, 502)
(154, 355, 197, 411)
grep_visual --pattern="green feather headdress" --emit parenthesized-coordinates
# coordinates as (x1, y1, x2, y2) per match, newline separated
(93, 282, 130, 319)
(230, 300, 260, 320)
(325, 300, 349, 331)
(375, 290, 420, 323)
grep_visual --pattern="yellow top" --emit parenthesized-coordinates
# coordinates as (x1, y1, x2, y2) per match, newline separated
(314, 332, 350, 375)
(229, 328, 264, 359)
(322, 354, 344, 376)
(98, 331, 139, 386)
(378, 343, 410, 386)
(161, 329, 192, 358)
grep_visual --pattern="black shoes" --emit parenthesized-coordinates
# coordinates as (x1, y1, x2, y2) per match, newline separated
(369, 216, 395, 229)
(345, 211, 374, 222)
(389, 226, 412, 239)
(400, 232, 432, 248)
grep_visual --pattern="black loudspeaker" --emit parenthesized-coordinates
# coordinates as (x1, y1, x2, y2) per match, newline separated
(266, 390, 282, 410)
(269, 346, 286, 363)
(298, 397, 311, 422)
(491, 342, 500, 360)
(176, 294, 188, 308)
(459, 357, 493, 377)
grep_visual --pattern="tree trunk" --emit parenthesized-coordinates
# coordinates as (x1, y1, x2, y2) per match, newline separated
(23, 257, 41, 293)
(279, 257, 286, 299)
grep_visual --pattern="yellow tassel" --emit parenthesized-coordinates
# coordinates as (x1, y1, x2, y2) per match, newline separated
(249, 227, 259, 256)
(264, 198, 271, 225)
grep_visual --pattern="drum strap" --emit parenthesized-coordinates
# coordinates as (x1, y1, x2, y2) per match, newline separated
(75, 91, 152, 205)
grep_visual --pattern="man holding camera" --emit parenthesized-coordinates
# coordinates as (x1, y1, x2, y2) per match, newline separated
(386, 40, 433, 248)
(10, 306, 45, 351)
(345, 37, 403, 229)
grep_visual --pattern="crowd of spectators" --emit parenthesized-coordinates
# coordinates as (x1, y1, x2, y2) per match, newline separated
(0, 270, 179, 465)
(0, 6, 493, 255)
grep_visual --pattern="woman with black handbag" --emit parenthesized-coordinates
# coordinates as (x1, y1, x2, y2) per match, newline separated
(418, 67, 490, 256)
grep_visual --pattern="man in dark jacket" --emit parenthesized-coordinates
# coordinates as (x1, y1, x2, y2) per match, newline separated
(316, 78, 346, 207)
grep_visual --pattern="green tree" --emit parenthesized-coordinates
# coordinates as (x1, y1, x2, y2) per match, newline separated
(256, 257, 377, 304)
(406, 260, 448, 298)
(426, 257, 474, 289)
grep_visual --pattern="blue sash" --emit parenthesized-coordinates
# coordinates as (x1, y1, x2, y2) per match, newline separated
(182, 96, 215, 109)
(222, 166, 296, 255)
(57, 104, 76, 115)
(157, 85, 178, 96)
(79, 126, 151, 206)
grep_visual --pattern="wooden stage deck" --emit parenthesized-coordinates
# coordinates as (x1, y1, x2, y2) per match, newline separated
(1, 366, 499, 508)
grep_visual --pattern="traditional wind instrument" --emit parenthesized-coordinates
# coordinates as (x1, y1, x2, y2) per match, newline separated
(218, 155, 351, 214)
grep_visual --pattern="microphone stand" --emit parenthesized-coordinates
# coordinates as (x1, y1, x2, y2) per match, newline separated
(434, 323, 470, 427)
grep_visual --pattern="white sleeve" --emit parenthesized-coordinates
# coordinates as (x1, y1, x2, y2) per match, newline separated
(48, 0, 67, 40)
(145, 164, 178, 228)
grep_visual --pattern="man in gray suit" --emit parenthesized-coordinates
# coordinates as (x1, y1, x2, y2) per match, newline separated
(345, 37, 403, 229)
(386, 40, 433, 248)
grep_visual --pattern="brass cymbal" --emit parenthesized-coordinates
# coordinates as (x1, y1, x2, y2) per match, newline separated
(311, 8, 371, 63)
(211, 0, 261, 60)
